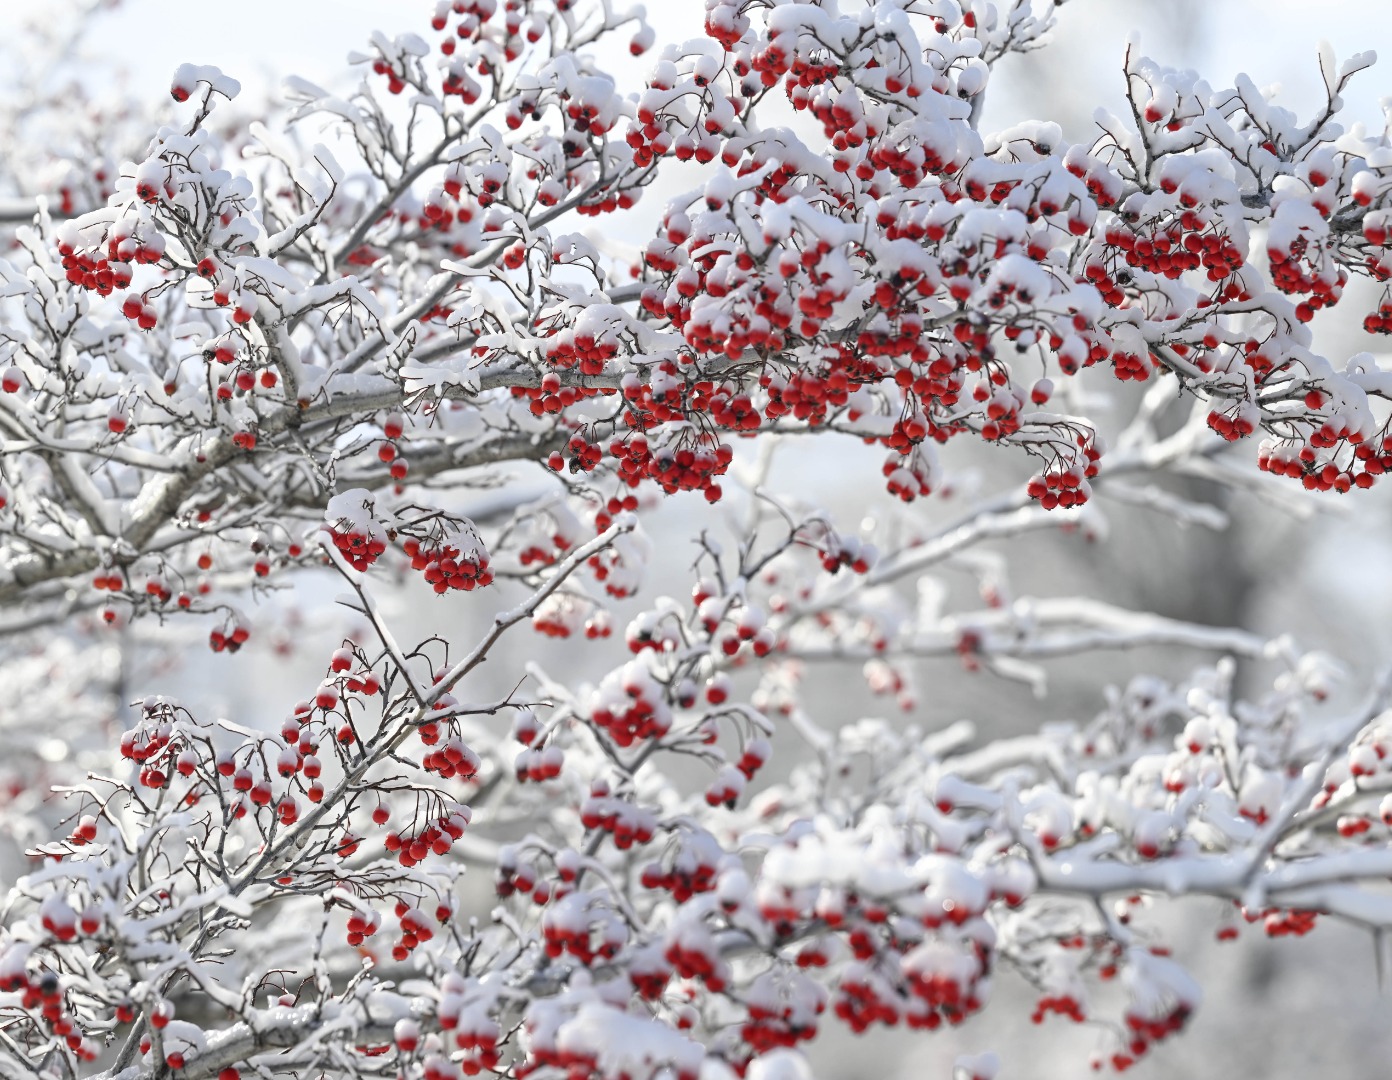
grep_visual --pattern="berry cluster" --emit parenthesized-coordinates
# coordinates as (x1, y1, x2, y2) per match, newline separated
(1025, 442, 1100, 509)
(900, 943, 989, 1029)
(882, 448, 937, 503)
(1268, 236, 1346, 323)
(421, 735, 480, 781)
(517, 370, 602, 418)
(1253, 907, 1319, 937)
(514, 744, 564, 783)
(1205, 401, 1258, 441)
(208, 620, 251, 653)
(0, 965, 101, 1062)
(590, 689, 671, 746)
(494, 849, 541, 900)
(664, 931, 731, 994)
(383, 807, 472, 869)
(741, 992, 824, 1055)
(392, 903, 437, 961)
(404, 535, 493, 593)
(579, 783, 658, 848)
(639, 849, 720, 903)
(1107, 1003, 1193, 1072)
(1258, 430, 1387, 492)
(541, 903, 626, 966)
(119, 293, 159, 330)
(540, 325, 622, 375)
(327, 527, 386, 571)
(610, 433, 734, 503)
(1099, 216, 1245, 287)
(1364, 298, 1392, 334)
(1032, 993, 1087, 1024)
(435, 972, 503, 1065)
(59, 245, 131, 299)
(531, 594, 587, 638)
(119, 715, 181, 789)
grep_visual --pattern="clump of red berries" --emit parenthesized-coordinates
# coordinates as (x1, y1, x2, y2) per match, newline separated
(403, 535, 493, 593)
(208, 619, 251, 653)
(324, 490, 389, 571)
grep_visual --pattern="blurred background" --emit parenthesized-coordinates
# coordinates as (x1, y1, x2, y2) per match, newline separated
(1, 1, 1391, 1076)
